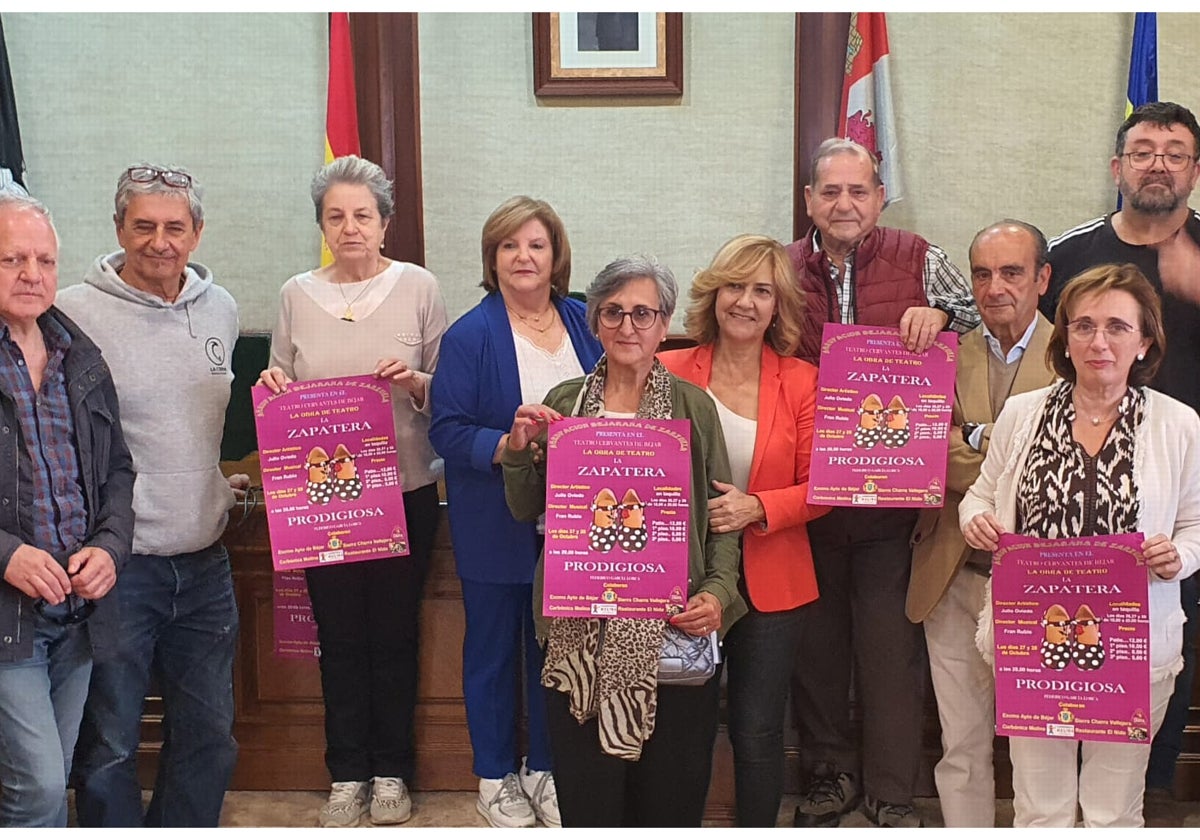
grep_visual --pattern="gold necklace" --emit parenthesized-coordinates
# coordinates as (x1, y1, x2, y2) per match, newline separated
(506, 302, 557, 334)
(336, 274, 378, 322)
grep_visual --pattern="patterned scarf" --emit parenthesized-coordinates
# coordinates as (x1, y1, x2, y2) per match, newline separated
(541, 355, 675, 760)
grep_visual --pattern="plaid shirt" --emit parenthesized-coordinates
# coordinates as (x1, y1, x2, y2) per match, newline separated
(818, 232, 979, 334)
(0, 316, 88, 554)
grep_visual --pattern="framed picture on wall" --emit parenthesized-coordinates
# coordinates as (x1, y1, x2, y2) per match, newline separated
(532, 12, 683, 97)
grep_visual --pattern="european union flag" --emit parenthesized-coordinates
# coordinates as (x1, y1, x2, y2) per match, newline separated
(0, 16, 27, 195)
(1126, 12, 1158, 118)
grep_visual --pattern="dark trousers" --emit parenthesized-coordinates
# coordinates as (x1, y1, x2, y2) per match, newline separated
(544, 665, 722, 826)
(1146, 572, 1199, 790)
(724, 598, 808, 826)
(304, 482, 438, 782)
(791, 506, 926, 804)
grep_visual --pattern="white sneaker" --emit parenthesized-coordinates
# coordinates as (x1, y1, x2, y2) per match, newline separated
(370, 776, 413, 824)
(519, 759, 562, 827)
(477, 773, 536, 828)
(319, 780, 369, 827)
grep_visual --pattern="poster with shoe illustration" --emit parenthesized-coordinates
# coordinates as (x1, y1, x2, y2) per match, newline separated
(252, 374, 410, 571)
(542, 418, 691, 620)
(807, 324, 956, 507)
(991, 532, 1150, 744)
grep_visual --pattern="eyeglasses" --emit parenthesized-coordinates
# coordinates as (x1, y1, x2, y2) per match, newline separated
(1066, 319, 1141, 342)
(1121, 151, 1197, 172)
(597, 305, 663, 331)
(34, 592, 96, 626)
(125, 166, 193, 189)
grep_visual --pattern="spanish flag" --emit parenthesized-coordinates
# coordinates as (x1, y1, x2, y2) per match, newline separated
(322, 12, 361, 265)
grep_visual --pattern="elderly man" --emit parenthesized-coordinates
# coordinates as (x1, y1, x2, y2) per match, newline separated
(786, 138, 978, 828)
(907, 220, 1057, 827)
(60, 165, 243, 827)
(0, 194, 134, 826)
(1040, 101, 1200, 808)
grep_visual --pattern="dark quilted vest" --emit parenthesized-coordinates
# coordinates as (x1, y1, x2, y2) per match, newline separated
(787, 225, 930, 365)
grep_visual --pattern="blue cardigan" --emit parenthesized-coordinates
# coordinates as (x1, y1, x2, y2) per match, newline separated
(429, 291, 602, 583)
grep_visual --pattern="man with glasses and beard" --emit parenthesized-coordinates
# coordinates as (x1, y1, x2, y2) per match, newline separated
(60, 164, 245, 827)
(0, 194, 134, 827)
(1040, 101, 1200, 817)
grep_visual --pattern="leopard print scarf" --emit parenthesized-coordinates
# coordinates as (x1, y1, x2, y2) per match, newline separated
(542, 355, 675, 760)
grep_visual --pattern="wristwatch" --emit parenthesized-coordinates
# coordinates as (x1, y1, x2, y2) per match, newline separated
(961, 422, 981, 450)
(932, 301, 955, 326)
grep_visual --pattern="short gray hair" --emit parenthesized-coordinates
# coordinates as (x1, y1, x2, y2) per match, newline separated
(0, 193, 60, 247)
(585, 255, 678, 335)
(114, 163, 204, 228)
(311, 155, 395, 222)
(810, 137, 881, 188)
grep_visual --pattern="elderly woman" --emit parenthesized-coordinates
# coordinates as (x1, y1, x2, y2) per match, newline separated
(501, 255, 745, 827)
(658, 234, 828, 826)
(960, 263, 1200, 827)
(429, 197, 600, 828)
(257, 155, 447, 827)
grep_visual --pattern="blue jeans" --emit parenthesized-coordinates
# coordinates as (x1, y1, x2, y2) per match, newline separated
(724, 600, 808, 826)
(73, 542, 239, 827)
(1146, 572, 1199, 790)
(0, 604, 93, 827)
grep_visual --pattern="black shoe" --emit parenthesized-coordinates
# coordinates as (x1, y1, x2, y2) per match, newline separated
(793, 769, 860, 827)
(861, 795, 923, 828)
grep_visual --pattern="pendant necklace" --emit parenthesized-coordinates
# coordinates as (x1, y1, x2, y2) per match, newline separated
(337, 274, 378, 322)
(506, 302, 556, 334)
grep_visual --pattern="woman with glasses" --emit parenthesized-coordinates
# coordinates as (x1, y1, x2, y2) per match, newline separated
(500, 255, 745, 826)
(961, 263, 1200, 827)
(658, 234, 828, 826)
(257, 156, 447, 827)
(428, 196, 600, 828)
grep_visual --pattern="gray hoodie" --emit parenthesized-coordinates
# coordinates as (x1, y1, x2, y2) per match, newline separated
(56, 252, 239, 556)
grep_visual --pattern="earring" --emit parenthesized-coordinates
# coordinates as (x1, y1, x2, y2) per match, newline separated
(1137, 352, 1145, 361)
(1064, 349, 1070, 358)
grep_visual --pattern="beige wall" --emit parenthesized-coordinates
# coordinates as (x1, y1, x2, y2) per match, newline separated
(6, 12, 1200, 331)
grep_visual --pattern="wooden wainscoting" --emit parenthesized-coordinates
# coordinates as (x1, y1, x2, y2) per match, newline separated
(135, 496, 1200, 816)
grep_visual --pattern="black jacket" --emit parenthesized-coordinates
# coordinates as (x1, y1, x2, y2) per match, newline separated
(0, 306, 135, 662)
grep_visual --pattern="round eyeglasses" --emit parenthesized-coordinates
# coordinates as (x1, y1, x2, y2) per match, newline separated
(1121, 151, 1197, 172)
(1066, 319, 1140, 342)
(597, 305, 663, 331)
(125, 166, 193, 189)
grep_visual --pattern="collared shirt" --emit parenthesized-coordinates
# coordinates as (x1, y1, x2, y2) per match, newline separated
(0, 315, 88, 553)
(967, 316, 1041, 451)
(813, 230, 978, 332)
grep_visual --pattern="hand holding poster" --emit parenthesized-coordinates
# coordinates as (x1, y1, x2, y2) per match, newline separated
(542, 418, 691, 619)
(807, 323, 957, 507)
(992, 532, 1151, 744)
(253, 374, 410, 571)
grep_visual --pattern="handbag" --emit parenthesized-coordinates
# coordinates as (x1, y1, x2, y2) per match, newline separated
(657, 624, 718, 686)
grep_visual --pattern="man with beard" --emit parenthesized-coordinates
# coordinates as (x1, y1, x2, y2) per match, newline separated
(1039, 100, 1200, 812)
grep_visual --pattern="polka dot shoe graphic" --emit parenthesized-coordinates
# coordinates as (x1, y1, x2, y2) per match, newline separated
(1039, 603, 1072, 671)
(589, 488, 619, 552)
(879, 396, 910, 448)
(854, 393, 884, 449)
(305, 446, 334, 505)
(1071, 604, 1105, 671)
(617, 489, 647, 553)
(329, 444, 364, 501)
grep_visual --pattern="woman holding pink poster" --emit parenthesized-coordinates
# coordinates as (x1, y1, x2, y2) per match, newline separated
(502, 255, 744, 827)
(658, 234, 829, 827)
(960, 264, 1200, 827)
(256, 156, 447, 827)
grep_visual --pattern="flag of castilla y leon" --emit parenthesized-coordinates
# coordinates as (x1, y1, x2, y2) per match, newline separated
(321, 12, 361, 266)
(839, 12, 903, 208)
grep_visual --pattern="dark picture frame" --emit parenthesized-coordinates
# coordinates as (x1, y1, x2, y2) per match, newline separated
(532, 12, 683, 97)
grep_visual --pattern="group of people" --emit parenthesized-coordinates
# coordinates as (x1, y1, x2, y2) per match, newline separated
(2, 98, 1199, 829)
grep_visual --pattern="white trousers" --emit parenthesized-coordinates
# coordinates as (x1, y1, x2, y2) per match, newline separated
(1009, 673, 1174, 827)
(924, 570, 996, 827)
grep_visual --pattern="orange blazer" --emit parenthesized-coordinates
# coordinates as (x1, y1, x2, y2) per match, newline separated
(658, 343, 830, 611)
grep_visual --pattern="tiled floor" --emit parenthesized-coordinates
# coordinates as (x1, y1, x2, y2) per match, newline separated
(210, 790, 1200, 828)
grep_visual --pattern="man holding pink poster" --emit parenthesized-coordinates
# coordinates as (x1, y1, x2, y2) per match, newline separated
(785, 138, 977, 827)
